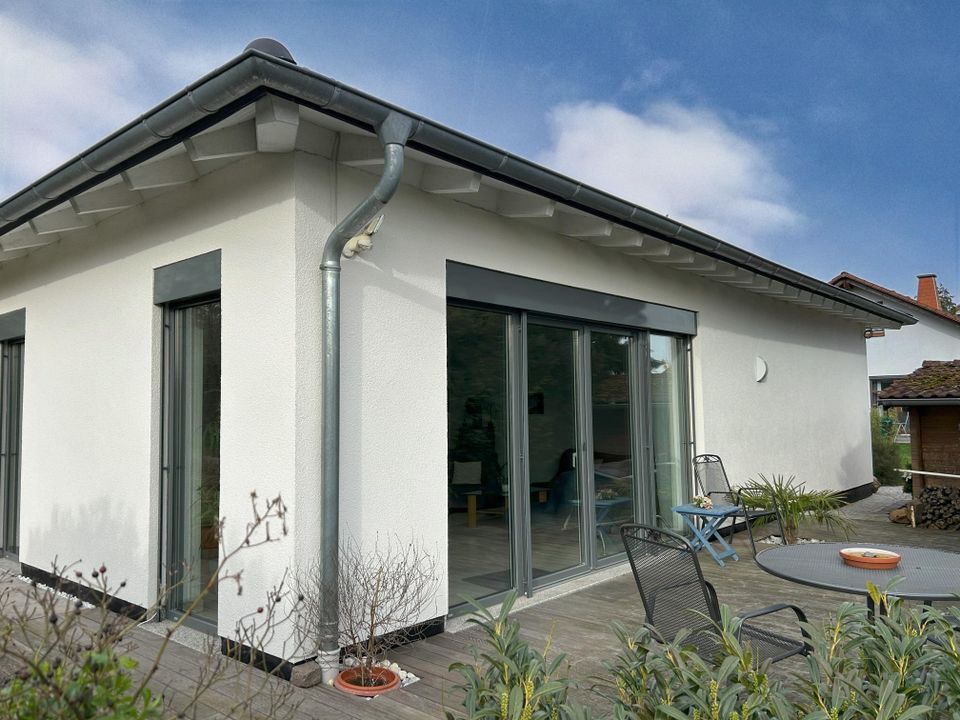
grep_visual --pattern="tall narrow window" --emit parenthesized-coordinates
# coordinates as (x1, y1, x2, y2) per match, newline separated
(1, 338, 24, 557)
(164, 299, 221, 626)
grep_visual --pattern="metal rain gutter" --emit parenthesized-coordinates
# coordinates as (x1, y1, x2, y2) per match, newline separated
(0, 43, 914, 328)
(879, 398, 960, 407)
(316, 111, 414, 681)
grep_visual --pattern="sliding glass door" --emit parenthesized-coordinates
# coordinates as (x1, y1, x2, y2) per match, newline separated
(447, 306, 514, 606)
(164, 299, 221, 627)
(527, 322, 583, 582)
(447, 303, 690, 610)
(650, 335, 687, 531)
(0, 339, 23, 557)
(590, 331, 636, 559)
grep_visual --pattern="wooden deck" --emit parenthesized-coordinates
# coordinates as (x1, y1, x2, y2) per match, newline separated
(5, 488, 959, 718)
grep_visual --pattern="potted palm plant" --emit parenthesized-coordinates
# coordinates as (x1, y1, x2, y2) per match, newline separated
(740, 474, 852, 544)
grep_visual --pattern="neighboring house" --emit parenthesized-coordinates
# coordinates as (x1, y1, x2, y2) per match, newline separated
(879, 360, 960, 497)
(830, 272, 960, 405)
(0, 39, 913, 666)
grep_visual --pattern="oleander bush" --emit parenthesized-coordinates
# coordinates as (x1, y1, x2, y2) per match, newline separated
(445, 593, 585, 720)
(452, 587, 960, 720)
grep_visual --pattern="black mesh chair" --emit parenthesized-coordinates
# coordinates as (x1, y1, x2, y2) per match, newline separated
(693, 454, 741, 506)
(621, 523, 809, 663)
(693, 454, 780, 548)
(737, 489, 787, 557)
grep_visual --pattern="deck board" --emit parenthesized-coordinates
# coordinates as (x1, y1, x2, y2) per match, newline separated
(3, 488, 957, 718)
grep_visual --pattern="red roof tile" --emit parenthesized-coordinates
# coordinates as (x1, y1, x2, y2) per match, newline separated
(830, 272, 960, 327)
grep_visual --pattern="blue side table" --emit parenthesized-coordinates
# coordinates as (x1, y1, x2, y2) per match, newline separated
(672, 503, 741, 566)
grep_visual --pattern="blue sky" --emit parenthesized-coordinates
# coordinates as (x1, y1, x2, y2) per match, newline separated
(2, 1, 959, 298)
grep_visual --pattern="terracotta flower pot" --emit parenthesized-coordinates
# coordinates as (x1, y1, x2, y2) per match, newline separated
(334, 666, 400, 697)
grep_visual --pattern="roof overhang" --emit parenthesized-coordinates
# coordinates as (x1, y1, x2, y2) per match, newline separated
(0, 44, 916, 330)
(879, 398, 960, 407)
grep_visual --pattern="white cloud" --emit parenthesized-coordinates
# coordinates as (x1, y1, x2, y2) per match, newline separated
(0, 6, 236, 201)
(620, 59, 680, 94)
(538, 101, 803, 251)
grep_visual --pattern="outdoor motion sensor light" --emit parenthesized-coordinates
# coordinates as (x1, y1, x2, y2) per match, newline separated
(342, 214, 385, 258)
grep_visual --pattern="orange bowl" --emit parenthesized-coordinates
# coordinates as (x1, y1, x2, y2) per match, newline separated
(839, 547, 901, 570)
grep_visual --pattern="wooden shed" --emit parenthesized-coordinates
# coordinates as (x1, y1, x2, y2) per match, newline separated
(879, 360, 960, 497)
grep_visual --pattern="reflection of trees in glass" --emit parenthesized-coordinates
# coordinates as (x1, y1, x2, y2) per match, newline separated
(591, 333, 631, 464)
(197, 302, 221, 529)
(527, 326, 576, 486)
(447, 307, 508, 489)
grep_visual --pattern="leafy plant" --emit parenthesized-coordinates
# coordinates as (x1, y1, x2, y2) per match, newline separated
(446, 592, 581, 720)
(871, 408, 903, 486)
(740, 473, 851, 544)
(599, 606, 797, 719)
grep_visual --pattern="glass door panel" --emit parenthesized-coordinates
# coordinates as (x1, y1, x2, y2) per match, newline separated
(590, 332, 635, 558)
(168, 301, 221, 624)
(1, 339, 23, 556)
(527, 323, 583, 579)
(447, 306, 514, 606)
(650, 334, 686, 530)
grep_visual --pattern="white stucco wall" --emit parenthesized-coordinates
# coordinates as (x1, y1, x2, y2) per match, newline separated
(0, 153, 301, 647)
(0, 141, 878, 646)
(843, 287, 960, 378)
(320, 154, 875, 613)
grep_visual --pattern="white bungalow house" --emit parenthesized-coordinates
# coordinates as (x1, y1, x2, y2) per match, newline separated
(830, 272, 960, 405)
(0, 39, 913, 670)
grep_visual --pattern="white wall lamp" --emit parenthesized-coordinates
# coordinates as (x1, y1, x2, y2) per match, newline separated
(755, 356, 768, 383)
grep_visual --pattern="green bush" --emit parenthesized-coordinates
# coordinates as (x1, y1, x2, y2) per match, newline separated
(872, 408, 903, 485)
(452, 587, 960, 719)
(1, 651, 161, 719)
(445, 593, 583, 720)
(601, 606, 794, 719)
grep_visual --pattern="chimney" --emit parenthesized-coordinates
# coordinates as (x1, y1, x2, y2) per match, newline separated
(917, 274, 941, 311)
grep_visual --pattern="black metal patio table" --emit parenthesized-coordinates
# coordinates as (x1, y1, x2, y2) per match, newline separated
(755, 542, 960, 616)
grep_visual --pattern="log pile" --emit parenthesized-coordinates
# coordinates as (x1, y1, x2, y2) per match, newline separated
(916, 486, 960, 530)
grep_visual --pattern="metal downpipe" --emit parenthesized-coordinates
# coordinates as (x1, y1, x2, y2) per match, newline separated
(317, 112, 414, 681)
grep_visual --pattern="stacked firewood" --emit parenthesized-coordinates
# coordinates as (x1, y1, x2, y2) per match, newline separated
(916, 486, 960, 530)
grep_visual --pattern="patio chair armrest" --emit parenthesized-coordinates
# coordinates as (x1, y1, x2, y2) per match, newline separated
(737, 603, 811, 650)
(703, 580, 720, 613)
(740, 602, 807, 624)
(706, 490, 738, 503)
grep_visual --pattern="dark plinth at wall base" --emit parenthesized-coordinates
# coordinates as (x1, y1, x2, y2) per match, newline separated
(19, 563, 149, 621)
(221, 638, 294, 680)
(19, 562, 446, 684)
(842, 481, 878, 504)
(269, 615, 446, 682)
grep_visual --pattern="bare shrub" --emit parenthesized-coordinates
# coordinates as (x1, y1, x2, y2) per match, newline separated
(295, 534, 439, 686)
(0, 491, 306, 719)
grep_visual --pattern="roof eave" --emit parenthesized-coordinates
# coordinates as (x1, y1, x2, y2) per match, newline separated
(0, 48, 917, 329)
(879, 397, 960, 407)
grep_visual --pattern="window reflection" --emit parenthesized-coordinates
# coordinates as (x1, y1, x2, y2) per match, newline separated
(447, 306, 513, 606)
(650, 335, 686, 530)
